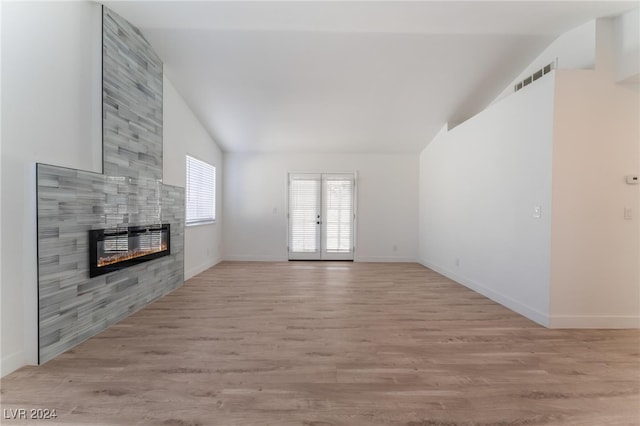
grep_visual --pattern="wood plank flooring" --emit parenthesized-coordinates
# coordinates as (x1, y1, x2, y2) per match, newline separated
(1, 261, 639, 425)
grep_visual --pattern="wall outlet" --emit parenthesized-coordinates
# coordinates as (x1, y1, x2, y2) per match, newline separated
(533, 205, 542, 219)
(624, 207, 633, 220)
(455, 258, 460, 267)
(392, 244, 398, 252)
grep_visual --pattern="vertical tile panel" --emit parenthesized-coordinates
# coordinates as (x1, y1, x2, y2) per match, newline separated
(102, 8, 163, 181)
(36, 6, 184, 364)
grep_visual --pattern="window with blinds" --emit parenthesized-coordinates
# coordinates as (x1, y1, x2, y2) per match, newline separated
(186, 155, 216, 225)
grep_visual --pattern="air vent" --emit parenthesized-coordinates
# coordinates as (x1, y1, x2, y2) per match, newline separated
(514, 62, 555, 92)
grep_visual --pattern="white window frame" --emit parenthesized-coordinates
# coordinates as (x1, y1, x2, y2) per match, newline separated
(185, 155, 216, 226)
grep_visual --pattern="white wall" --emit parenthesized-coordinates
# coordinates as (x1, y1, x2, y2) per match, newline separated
(493, 20, 596, 104)
(494, 10, 639, 103)
(223, 153, 418, 262)
(419, 73, 556, 326)
(163, 75, 224, 278)
(1, 2, 103, 376)
(613, 8, 640, 84)
(0, 0, 4, 381)
(419, 16, 640, 329)
(550, 69, 640, 328)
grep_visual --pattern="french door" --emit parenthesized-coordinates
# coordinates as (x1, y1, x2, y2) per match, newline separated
(288, 173, 355, 260)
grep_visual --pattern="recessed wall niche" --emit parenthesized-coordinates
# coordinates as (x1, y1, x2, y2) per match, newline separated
(36, 7, 184, 364)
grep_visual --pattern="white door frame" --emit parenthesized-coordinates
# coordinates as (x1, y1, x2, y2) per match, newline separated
(287, 172, 356, 261)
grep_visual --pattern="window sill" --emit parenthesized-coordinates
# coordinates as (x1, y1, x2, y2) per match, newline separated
(186, 220, 216, 227)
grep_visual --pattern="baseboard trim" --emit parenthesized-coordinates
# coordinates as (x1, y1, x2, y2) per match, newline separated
(185, 256, 222, 280)
(222, 255, 420, 263)
(356, 256, 417, 263)
(1, 350, 25, 378)
(549, 315, 640, 329)
(419, 259, 550, 327)
(222, 255, 287, 262)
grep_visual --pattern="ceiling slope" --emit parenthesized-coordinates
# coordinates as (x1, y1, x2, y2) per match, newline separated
(103, 1, 637, 154)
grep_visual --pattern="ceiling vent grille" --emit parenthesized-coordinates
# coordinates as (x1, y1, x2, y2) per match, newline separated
(514, 62, 555, 92)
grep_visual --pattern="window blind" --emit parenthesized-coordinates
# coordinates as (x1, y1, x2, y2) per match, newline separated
(323, 177, 353, 253)
(186, 155, 216, 225)
(289, 174, 320, 253)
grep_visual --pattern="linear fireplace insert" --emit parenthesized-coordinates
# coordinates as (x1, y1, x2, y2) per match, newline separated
(89, 224, 170, 278)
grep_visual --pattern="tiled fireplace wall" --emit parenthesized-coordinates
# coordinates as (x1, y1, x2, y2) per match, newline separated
(36, 7, 184, 364)
(103, 8, 163, 181)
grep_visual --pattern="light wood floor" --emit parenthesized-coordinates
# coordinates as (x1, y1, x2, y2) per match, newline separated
(1, 262, 639, 425)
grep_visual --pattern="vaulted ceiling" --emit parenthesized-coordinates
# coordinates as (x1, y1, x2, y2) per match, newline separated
(103, 1, 637, 154)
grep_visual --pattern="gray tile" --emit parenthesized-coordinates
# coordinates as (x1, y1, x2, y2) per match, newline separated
(36, 8, 185, 365)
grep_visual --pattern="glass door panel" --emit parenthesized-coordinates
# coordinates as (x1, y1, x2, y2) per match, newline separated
(288, 173, 321, 260)
(288, 173, 355, 261)
(321, 175, 354, 260)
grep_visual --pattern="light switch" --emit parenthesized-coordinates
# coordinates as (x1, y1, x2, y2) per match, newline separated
(533, 206, 542, 219)
(624, 207, 633, 220)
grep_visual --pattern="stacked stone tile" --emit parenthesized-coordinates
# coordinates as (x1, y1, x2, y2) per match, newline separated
(36, 8, 184, 364)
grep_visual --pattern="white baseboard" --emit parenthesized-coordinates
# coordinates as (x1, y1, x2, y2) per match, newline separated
(549, 315, 640, 329)
(185, 256, 222, 280)
(355, 256, 417, 263)
(222, 255, 287, 262)
(419, 259, 550, 327)
(1, 350, 25, 378)
(223, 256, 418, 263)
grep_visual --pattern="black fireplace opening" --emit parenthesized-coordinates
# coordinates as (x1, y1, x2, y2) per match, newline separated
(89, 224, 170, 278)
